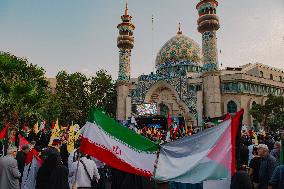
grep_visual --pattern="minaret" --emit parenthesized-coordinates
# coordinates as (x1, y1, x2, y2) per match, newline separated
(197, 0, 222, 118)
(196, 0, 220, 70)
(116, 3, 135, 120)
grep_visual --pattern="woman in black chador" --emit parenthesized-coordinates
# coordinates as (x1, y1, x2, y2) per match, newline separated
(36, 149, 69, 189)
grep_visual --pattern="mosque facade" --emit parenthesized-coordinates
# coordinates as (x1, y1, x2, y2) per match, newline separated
(116, 0, 284, 128)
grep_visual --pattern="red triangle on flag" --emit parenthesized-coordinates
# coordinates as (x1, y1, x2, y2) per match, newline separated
(0, 126, 8, 140)
(25, 149, 42, 165)
(19, 134, 30, 151)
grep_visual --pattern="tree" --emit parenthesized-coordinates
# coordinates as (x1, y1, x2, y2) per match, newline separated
(55, 69, 116, 125)
(42, 93, 61, 128)
(0, 52, 49, 128)
(89, 70, 117, 118)
(268, 111, 284, 131)
(55, 71, 89, 126)
(249, 94, 284, 131)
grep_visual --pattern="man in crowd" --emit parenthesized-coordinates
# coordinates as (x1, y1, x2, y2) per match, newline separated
(40, 138, 61, 161)
(268, 165, 284, 189)
(16, 144, 30, 184)
(0, 146, 21, 189)
(230, 164, 253, 189)
(249, 146, 261, 188)
(258, 144, 278, 189)
(69, 152, 100, 189)
(36, 139, 69, 189)
(92, 157, 106, 189)
(270, 141, 280, 164)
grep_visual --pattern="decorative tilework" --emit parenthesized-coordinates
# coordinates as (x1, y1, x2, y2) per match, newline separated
(117, 6, 135, 81)
(155, 34, 202, 70)
(198, 2, 216, 13)
(131, 69, 198, 115)
(202, 31, 218, 71)
(118, 50, 131, 81)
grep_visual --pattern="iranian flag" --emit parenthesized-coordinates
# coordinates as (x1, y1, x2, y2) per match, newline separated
(80, 109, 158, 177)
(21, 149, 42, 189)
(80, 108, 243, 182)
(154, 109, 243, 183)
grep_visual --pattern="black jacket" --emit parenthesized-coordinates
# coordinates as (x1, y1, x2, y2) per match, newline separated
(231, 171, 253, 189)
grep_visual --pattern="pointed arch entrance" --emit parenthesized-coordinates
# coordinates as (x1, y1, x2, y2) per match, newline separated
(144, 81, 195, 127)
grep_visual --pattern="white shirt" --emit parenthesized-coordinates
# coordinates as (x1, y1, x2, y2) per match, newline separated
(91, 157, 105, 169)
(248, 144, 254, 165)
(68, 149, 78, 169)
(70, 157, 100, 187)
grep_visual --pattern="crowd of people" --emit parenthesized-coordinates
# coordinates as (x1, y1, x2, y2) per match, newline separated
(0, 131, 108, 189)
(1, 123, 284, 189)
(129, 123, 196, 144)
(231, 131, 284, 189)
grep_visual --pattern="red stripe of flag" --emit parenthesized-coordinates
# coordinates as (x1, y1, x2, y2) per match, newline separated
(80, 137, 153, 178)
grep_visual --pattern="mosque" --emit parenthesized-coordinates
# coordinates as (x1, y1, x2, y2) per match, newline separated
(115, 0, 284, 129)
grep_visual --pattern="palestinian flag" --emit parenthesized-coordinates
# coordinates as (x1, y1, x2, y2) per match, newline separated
(19, 134, 30, 151)
(21, 149, 42, 189)
(80, 109, 158, 177)
(154, 110, 243, 183)
(0, 125, 8, 140)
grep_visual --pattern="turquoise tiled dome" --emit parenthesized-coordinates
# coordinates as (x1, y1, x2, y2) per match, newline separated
(155, 34, 202, 69)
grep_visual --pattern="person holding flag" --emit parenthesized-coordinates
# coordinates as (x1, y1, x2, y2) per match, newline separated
(16, 144, 30, 184)
(21, 148, 42, 189)
(36, 144, 69, 189)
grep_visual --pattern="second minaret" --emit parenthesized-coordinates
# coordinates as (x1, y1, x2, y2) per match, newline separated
(116, 3, 135, 120)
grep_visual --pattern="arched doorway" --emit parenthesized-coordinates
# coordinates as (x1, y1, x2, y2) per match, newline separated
(144, 81, 196, 126)
(227, 100, 237, 114)
(159, 103, 169, 116)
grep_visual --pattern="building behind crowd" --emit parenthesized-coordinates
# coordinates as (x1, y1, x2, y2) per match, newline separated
(46, 1, 284, 130)
(115, 0, 284, 129)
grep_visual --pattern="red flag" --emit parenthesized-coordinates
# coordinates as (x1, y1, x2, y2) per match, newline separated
(25, 149, 42, 165)
(223, 113, 231, 121)
(0, 126, 8, 140)
(51, 121, 55, 130)
(167, 112, 172, 129)
(19, 134, 30, 151)
(231, 109, 244, 175)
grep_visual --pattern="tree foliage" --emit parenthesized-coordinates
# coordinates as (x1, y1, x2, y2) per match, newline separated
(249, 94, 284, 131)
(55, 69, 116, 126)
(0, 52, 50, 127)
(55, 71, 89, 126)
(42, 93, 61, 128)
(0, 52, 117, 128)
(89, 70, 117, 117)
